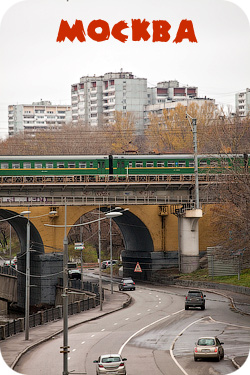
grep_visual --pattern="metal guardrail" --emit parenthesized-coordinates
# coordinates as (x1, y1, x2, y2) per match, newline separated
(0, 279, 101, 341)
(0, 173, 233, 185)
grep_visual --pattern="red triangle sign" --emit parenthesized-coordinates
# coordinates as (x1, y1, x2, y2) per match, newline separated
(134, 262, 142, 272)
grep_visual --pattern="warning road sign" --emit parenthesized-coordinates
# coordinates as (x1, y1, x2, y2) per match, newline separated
(134, 262, 142, 272)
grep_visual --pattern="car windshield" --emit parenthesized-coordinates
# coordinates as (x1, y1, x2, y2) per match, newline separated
(197, 338, 215, 346)
(102, 356, 120, 363)
(188, 292, 202, 297)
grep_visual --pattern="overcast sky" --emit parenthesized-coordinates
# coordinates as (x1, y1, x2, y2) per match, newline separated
(0, 0, 249, 142)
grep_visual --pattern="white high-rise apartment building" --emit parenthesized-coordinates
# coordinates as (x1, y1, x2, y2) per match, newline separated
(71, 71, 148, 130)
(235, 88, 250, 117)
(8, 101, 71, 136)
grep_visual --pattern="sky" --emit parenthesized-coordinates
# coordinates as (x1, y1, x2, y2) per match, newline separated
(0, 1, 250, 371)
(0, 0, 249, 140)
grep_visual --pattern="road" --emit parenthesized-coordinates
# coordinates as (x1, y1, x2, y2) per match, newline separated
(14, 277, 250, 375)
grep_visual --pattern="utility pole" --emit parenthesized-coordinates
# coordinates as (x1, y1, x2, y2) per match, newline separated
(186, 113, 199, 209)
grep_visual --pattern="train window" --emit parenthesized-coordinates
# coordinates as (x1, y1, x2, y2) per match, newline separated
(210, 160, 218, 167)
(68, 163, 76, 168)
(199, 161, 207, 167)
(1, 163, 9, 169)
(146, 162, 154, 167)
(135, 162, 143, 167)
(79, 162, 86, 168)
(128, 162, 133, 168)
(189, 162, 194, 167)
(89, 162, 94, 168)
(57, 162, 65, 168)
(46, 163, 53, 168)
(178, 161, 186, 167)
(221, 160, 229, 166)
(167, 161, 175, 167)
(157, 162, 164, 167)
(12, 163, 20, 169)
(35, 163, 43, 169)
(23, 162, 31, 169)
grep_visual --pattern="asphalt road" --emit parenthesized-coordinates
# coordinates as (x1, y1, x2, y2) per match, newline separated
(14, 279, 250, 375)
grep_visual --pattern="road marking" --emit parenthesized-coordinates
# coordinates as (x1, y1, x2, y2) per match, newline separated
(101, 328, 105, 331)
(170, 316, 207, 375)
(137, 313, 141, 316)
(81, 341, 85, 344)
(118, 311, 185, 355)
(91, 334, 95, 337)
(125, 317, 129, 320)
(114, 322, 118, 325)
(72, 349, 76, 352)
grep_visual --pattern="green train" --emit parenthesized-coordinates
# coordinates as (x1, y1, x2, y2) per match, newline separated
(0, 154, 248, 177)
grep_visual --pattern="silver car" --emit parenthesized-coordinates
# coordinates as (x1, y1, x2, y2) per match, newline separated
(194, 336, 224, 361)
(93, 354, 127, 374)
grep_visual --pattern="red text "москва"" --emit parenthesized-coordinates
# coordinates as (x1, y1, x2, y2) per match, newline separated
(56, 19, 198, 43)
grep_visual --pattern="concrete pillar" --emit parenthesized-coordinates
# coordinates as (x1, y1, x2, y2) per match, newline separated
(178, 209, 202, 273)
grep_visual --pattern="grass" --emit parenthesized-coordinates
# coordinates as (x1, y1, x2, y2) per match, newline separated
(178, 268, 250, 288)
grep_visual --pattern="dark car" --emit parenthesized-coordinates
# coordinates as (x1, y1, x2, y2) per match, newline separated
(185, 290, 206, 310)
(194, 336, 224, 361)
(118, 277, 136, 291)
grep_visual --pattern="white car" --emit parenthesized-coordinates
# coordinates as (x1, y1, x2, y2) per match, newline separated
(93, 354, 127, 374)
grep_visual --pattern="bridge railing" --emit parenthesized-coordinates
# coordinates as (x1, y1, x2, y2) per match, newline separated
(0, 173, 233, 185)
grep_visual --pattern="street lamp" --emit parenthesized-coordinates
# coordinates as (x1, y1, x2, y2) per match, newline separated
(44, 205, 125, 375)
(108, 208, 129, 294)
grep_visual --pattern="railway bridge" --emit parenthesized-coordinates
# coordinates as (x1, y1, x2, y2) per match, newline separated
(0, 173, 221, 308)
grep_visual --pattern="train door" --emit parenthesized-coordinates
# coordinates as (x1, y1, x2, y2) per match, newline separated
(97, 160, 106, 174)
(116, 161, 125, 174)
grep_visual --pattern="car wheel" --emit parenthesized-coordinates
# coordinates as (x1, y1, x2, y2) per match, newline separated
(201, 305, 205, 310)
(194, 357, 198, 361)
(185, 306, 189, 310)
(217, 353, 221, 361)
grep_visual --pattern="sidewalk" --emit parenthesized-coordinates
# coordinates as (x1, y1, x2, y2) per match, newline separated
(0, 290, 131, 370)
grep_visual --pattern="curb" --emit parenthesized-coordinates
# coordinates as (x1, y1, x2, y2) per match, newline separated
(11, 290, 132, 370)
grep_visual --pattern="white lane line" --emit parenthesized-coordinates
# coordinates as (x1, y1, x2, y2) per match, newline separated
(170, 316, 207, 375)
(81, 341, 85, 344)
(91, 334, 95, 337)
(125, 318, 129, 320)
(72, 349, 76, 352)
(119, 309, 184, 355)
(137, 313, 141, 316)
(101, 328, 105, 331)
(114, 322, 118, 325)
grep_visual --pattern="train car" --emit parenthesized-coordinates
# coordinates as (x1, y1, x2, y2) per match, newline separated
(0, 155, 110, 176)
(112, 154, 195, 175)
(112, 153, 248, 175)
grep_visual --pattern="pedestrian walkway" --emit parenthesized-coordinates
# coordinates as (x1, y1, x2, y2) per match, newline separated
(0, 290, 131, 370)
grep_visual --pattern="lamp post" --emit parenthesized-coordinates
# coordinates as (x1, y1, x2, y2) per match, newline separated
(44, 206, 125, 375)
(186, 113, 199, 209)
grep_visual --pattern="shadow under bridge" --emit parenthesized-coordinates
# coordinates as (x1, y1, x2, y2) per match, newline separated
(107, 209, 154, 281)
(0, 209, 63, 310)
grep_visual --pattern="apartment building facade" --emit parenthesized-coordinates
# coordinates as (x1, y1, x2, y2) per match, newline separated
(71, 73, 200, 131)
(71, 71, 148, 130)
(235, 88, 250, 117)
(8, 101, 71, 136)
